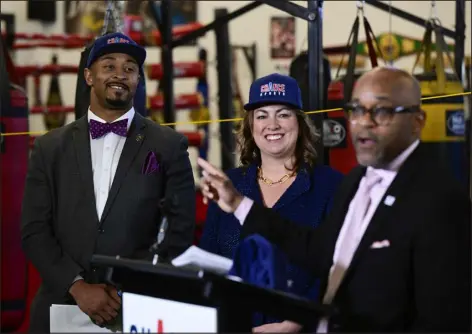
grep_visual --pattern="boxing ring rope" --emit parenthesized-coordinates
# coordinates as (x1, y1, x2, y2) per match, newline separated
(16, 90, 472, 153)
(147, 62, 205, 80)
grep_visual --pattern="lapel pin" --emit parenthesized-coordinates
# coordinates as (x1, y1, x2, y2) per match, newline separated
(384, 195, 396, 206)
(136, 134, 143, 142)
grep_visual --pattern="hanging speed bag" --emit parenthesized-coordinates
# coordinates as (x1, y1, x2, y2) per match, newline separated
(74, 45, 148, 120)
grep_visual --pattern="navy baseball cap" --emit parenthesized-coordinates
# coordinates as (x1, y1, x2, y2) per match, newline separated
(243, 73, 303, 111)
(86, 32, 146, 68)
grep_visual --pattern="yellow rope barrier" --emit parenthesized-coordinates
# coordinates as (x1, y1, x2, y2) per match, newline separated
(1, 91, 470, 137)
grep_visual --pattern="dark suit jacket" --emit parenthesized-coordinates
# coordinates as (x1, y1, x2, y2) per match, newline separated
(21, 113, 196, 332)
(241, 143, 471, 332)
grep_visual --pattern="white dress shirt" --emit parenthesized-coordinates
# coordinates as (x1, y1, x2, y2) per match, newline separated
(234, 139, 420, 332)
(88, 108, 134, 220)
(71, 107, 134, 287)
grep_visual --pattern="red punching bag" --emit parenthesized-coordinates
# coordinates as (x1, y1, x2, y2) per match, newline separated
(0, 36, 29, 332)
(325, 14, 384, 174)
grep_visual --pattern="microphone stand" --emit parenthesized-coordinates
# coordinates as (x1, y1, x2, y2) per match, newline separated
(97, 196, 178, 331)
(148, 195, 178, 265)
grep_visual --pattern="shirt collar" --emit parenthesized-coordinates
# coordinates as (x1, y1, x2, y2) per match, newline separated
(87, 107, 135, 131)
(367, 139, 420, 182)
(386, 139, 420, 171)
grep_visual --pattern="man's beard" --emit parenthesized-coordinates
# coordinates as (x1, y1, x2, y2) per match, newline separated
(105, 96, 132, 110)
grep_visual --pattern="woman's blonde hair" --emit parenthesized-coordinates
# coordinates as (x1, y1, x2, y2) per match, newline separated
(235, 107, 321, 172)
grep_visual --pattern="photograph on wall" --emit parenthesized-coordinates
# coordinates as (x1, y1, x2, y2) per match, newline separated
(270, 16, 296, 59)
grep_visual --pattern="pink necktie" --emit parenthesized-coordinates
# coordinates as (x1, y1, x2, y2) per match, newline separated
(323, 169, 382, 305)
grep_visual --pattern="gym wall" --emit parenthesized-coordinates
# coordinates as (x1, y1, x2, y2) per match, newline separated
(1, 0, 470, 180)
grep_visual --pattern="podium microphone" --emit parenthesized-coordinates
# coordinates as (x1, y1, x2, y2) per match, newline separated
(149, 195, 178, 264)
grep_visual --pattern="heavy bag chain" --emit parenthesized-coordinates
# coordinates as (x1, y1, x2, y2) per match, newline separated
(101, 0, 125, 35)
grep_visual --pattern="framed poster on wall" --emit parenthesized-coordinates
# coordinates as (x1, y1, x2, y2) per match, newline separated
(270, 16, 296, 59)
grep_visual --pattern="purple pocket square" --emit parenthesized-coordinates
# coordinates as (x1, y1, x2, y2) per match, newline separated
(142, 151, 160, 175)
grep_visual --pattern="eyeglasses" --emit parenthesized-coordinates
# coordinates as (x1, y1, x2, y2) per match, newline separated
(343, 103, 421, 126)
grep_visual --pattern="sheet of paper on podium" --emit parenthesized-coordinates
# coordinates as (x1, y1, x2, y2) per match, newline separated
(50, 304, 115, 333)
(171, 245, 233, 274)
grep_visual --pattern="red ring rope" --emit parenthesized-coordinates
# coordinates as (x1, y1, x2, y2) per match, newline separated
(16, 65, 79, 77)
(147, 62, 205, 80)
(148, 93, 202, 110)
(4, 22, 203, 49)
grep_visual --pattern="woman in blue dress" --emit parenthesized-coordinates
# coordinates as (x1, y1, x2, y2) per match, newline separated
(199, 73, 343, 332)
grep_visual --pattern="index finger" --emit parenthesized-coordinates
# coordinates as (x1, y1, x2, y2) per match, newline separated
(197, 157, 226, 177)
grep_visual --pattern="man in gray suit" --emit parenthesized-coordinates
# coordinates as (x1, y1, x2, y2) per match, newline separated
(21, 32, 196, 332)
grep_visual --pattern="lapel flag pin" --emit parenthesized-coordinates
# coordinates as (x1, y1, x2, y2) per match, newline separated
(136, 134, 143, 142)
(384, 195, 396, 206)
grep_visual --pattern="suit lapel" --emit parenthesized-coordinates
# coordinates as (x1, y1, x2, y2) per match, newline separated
(99, 114, 147, 225)
(329, 166, 366, 237)
(73, 116, 99, 223)
(339, 145, 425, 287)
(318, 166, 365, 297)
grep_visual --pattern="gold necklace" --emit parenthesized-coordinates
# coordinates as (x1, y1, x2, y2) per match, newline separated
(257, 167, 295, 186)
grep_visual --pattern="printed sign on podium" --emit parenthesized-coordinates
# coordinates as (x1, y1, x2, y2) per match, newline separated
(122, 292, 218, 333)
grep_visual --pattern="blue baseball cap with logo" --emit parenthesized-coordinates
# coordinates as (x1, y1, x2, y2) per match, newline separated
(243, 73, 303, 111)
(86, 32, 147, 68)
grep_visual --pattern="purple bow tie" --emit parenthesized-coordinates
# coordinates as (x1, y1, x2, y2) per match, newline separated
(89, 119, 128, 139)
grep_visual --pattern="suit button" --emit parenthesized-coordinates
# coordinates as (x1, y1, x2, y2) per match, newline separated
(98, 228, 104, 233)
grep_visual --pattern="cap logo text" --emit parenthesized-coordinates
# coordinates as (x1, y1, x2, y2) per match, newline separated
(107, 37, 130, 44)
(260, 82, 285, 96)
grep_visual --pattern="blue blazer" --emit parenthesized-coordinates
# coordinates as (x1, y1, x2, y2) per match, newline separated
(199, 163, 343, 302)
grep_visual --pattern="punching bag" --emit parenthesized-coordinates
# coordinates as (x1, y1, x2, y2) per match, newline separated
(325, 14, 383, 174)
(290, 51, 332, 162)
(290, 51, 332, 110)
(412, 20, 467, 184)
(0, 36, 29, 332)
(74, 44, 92, 120)
(74, 40, 148, 120)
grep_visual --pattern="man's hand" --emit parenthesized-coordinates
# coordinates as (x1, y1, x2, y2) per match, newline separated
(253, 320, 302, 333)
(197, 157, 243, 213)
(69, 280, 121, 325)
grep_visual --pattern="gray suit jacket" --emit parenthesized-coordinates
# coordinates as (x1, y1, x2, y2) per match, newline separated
(21, 113, 196, 332)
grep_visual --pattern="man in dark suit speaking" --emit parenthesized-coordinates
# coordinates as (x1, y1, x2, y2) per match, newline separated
(21, 32, 196, 332)
(197, 67, 470, 332)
